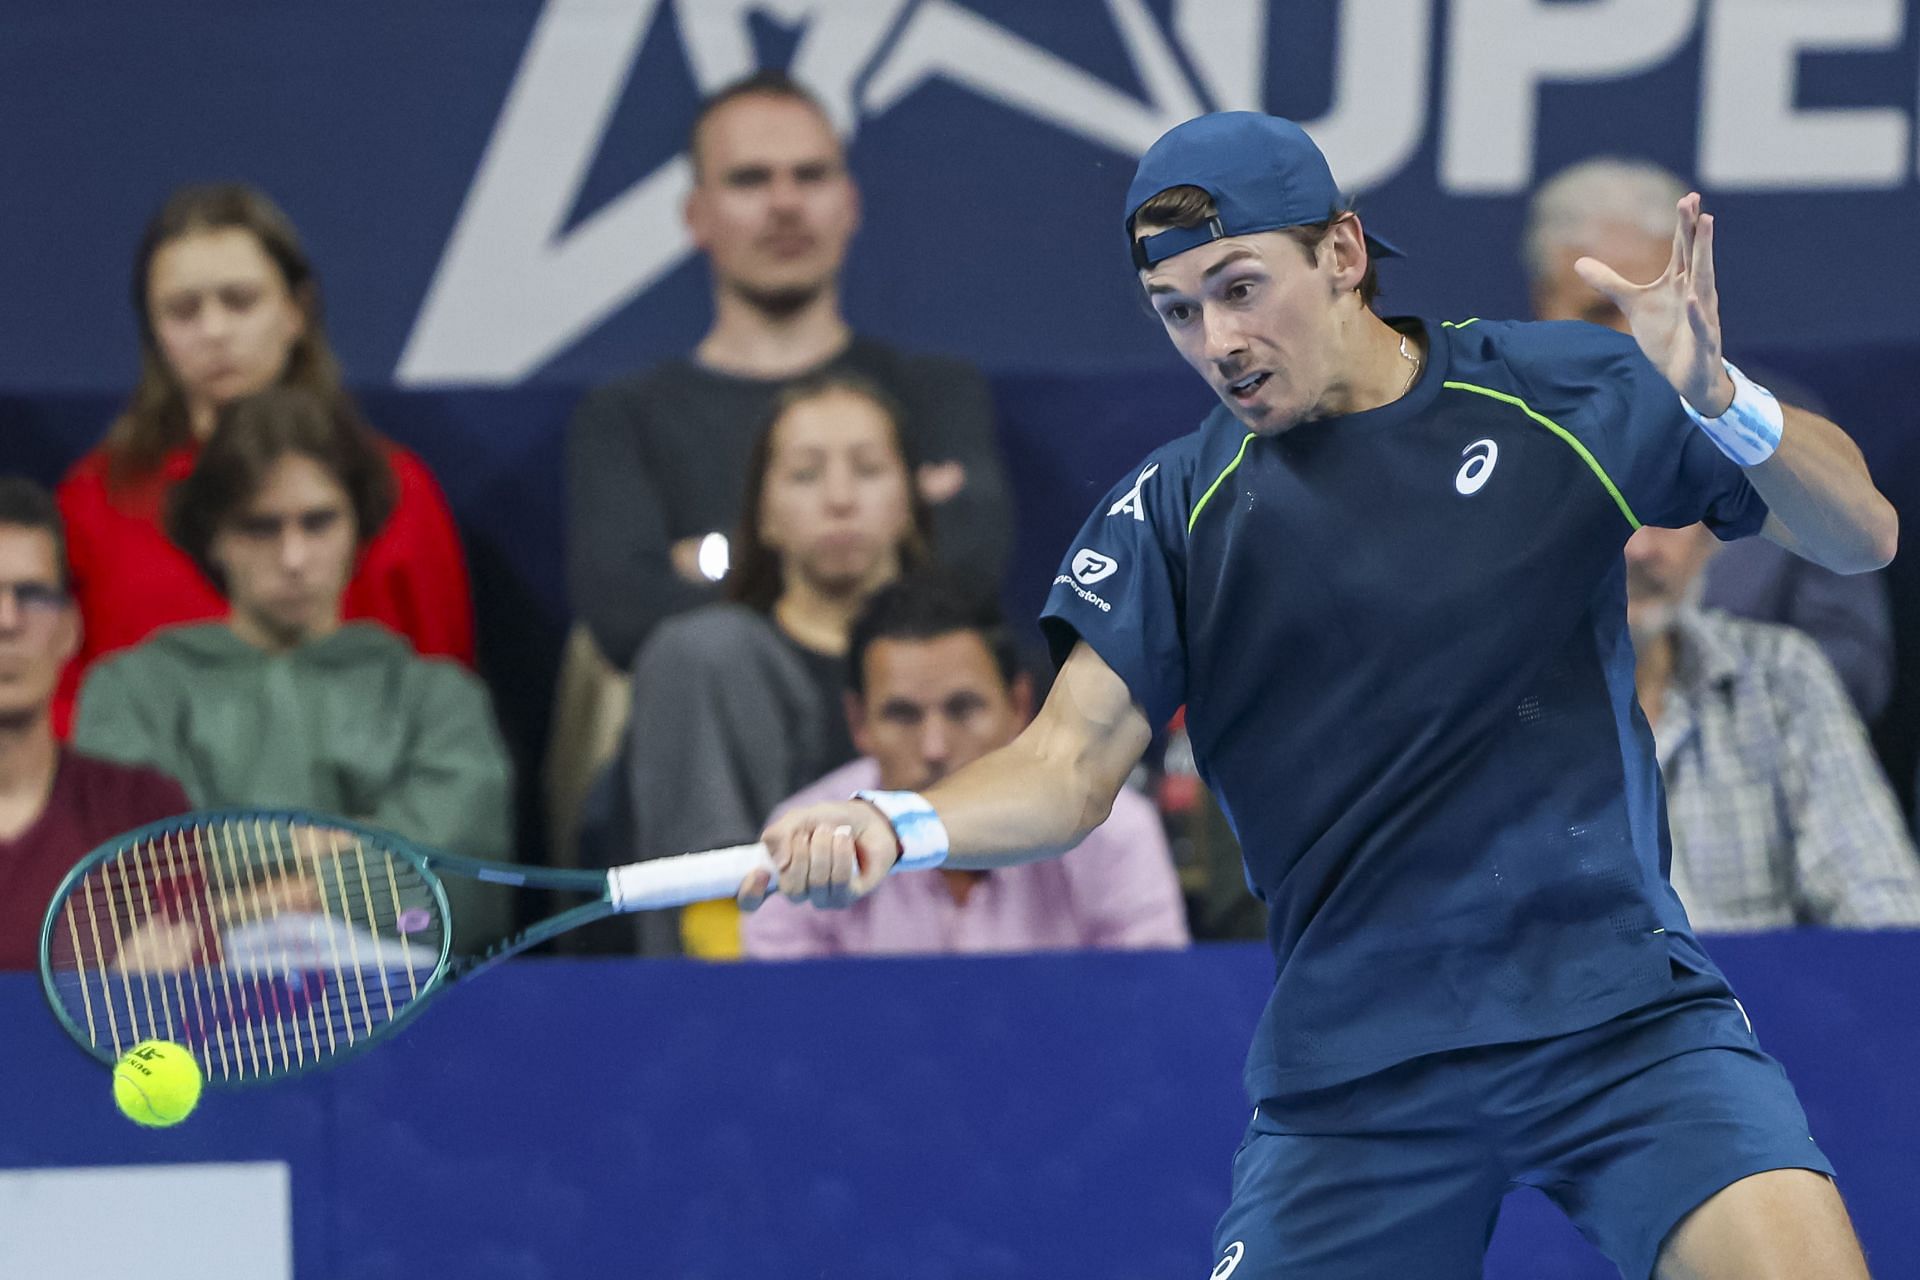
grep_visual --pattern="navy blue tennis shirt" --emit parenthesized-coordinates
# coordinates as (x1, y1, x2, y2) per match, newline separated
(1040, 317, 1769, 1100)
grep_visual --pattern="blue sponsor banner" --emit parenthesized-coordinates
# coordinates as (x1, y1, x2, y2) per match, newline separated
(4, 937, 1919, 1277)
(2, 0, 1917, 393)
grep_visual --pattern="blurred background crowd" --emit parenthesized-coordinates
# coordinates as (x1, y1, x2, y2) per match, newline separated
(6, 8, 1920, 974)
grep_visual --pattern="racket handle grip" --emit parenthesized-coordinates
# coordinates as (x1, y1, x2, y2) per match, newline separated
(606, 843, 775, 912)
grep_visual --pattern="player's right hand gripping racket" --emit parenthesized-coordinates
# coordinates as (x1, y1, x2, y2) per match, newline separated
(40, 811, 775, 1085)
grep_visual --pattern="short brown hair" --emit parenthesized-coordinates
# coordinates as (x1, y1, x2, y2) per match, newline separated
(1130, 185, 1380, 306)
(688, 70, 836, 179)
(727, 373, 932, 614)
(0, 476, 70, 589)
(109, 183, 350, 488)
(167, 386, 396, 594)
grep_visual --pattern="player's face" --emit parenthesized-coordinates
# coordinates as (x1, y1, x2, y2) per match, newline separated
(1623, 523, 1716, 643)
(1140, 229, 1351, 434)
(851, 631, 1031, 792)
(686, 95, 859, 310)
(211, 453, 358, 650)
(1532, 222, 1670, 332)
(0, 525, 78, 727)
(758, 389, 915, 600)
(147, 228, 307, 422)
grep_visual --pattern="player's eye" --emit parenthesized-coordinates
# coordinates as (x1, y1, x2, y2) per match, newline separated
(1160, 302, 1193, 326)
(1225, 280, 1256, 302)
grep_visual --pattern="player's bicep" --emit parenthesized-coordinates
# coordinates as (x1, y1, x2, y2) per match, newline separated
(1024, 641, 1155, 825)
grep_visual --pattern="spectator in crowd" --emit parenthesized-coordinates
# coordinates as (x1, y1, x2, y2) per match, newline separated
(70, 388, 513, 950)
(1626, 522, 1920, 930)
(566, 69, 1011, 672)
(1526, 158, 1893, 722)
(55, 182, 472, 738)
(0, 478, 190, 971)
(743, 573, 1187, 958)
(621, 373, 931, 956)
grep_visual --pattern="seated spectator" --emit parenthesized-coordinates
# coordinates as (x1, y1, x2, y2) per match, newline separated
(70, 388, 513, 950)
(567, 68, 1011, 673)
(55, 182, 472, 737)
(622, 373, 930, 956)
(1526, 158, 1893, 722)
(0, 478, 189, 971)
(553, 69, 1014, 873)
(1626, 523, 1920, 930)
(743, 573, 1188, 958)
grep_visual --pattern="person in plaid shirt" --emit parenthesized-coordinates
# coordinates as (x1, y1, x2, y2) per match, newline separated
(1627, 522, 1920, 930)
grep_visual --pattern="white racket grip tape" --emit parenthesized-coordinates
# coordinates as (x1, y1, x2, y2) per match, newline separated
(606, 843, 775, 912)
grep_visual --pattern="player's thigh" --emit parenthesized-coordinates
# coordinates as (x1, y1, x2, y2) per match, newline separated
(1526, 1020, 1837, 1280)
(1654, 1168, 1868, 1280)
(1211, 1103, 1503, 1280)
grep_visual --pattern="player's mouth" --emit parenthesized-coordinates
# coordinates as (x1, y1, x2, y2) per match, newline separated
(1225, 371, 1270, 403)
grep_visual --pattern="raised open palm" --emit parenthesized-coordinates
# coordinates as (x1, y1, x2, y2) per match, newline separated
(1574, 192, 1734, 416)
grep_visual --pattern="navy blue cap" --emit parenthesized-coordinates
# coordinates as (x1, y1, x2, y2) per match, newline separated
(1125, 112, 1402, 270)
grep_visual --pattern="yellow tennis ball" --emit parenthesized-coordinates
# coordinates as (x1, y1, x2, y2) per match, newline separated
(112, 1040, 203, 1128)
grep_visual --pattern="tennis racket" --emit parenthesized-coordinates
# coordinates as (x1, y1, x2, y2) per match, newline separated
(40, 810, 773, 1085)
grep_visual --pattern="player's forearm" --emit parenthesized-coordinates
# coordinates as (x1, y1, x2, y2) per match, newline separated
(1750, 405, 1898, 574)
(920, 726, 1123, 871)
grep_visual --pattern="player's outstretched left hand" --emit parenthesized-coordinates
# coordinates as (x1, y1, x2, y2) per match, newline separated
(1574, 192, 1735, 417)
(740, 800, 900, 912)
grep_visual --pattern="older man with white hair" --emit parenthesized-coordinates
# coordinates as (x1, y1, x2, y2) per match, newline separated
(1528, 157, 1895, 723)
(1625, 521, 1920, 931)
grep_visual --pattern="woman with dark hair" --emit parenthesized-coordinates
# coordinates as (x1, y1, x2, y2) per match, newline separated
(621, 373, 930, 956)
(70, 387, 512, 950)
(52, 183, 472, 735)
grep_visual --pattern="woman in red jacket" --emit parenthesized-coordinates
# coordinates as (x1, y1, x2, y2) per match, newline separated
(55, 183, 473, 735)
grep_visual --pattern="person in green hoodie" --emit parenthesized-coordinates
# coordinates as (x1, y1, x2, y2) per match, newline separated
(72, 385, 514, 950)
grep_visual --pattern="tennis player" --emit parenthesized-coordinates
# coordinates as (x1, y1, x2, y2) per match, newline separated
(743, 112, 1894, 1278)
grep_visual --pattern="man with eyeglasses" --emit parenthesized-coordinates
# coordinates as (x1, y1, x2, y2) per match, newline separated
(0, 477, 188, 970)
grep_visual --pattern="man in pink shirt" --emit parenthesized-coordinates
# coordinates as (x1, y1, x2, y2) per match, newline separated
(742, 574, 1188, 958)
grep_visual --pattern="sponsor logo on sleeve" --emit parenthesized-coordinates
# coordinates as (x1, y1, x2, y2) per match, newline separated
(1211, 1241, 1246, 1278)
(1055, 548, 1118, 611)
(1071, 549, 1118, 584)
(1107, 463, 1160, 520)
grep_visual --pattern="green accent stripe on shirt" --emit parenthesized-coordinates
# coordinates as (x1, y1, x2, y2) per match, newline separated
(1441, 317, 1481, 328)
(1188, 432, 1257, 535)
(1442, 380, 1641, 529)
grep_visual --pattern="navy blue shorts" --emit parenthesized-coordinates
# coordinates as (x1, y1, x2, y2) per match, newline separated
(1210, 974, 1834, 1279)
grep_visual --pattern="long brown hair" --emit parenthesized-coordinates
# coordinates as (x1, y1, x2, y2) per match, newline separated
(727, 373, 932, 613)
(107, 183, 347, 488)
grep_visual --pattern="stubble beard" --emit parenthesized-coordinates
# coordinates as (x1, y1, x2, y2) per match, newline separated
(730, 277, 827, 321)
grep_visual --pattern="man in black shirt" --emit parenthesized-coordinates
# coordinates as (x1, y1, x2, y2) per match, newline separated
(567, 70, 1011, 671)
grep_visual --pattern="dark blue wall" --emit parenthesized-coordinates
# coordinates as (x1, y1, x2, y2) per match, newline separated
(4, 937, 1916, 1278)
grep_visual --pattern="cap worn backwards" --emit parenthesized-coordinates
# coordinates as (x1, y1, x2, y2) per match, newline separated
(1125, 112, 1403, 270)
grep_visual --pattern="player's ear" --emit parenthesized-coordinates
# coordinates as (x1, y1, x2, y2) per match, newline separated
(1327, 215, 1368, 294)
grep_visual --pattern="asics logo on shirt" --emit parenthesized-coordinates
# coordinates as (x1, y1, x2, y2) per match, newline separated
(1072, 549, 1119, 585)
(1455, 438, 1499, 495)
(1211, 1241, 1246, 1278)
(1108, 463, 1160, 520)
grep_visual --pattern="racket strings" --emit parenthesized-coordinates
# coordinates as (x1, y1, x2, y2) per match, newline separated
(44, 817, 445, 1083)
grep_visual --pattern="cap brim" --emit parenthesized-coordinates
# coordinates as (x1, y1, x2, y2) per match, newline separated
(1364, 231, 1404, 260)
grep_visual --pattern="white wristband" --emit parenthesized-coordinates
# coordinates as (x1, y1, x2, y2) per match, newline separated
(852, 789, 949, 873)
(1681, 359, 1782, 467)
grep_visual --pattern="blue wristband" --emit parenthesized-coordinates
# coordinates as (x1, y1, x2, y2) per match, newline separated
(1681, 359, 1783, 467)
(852, 790, 950, 873)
